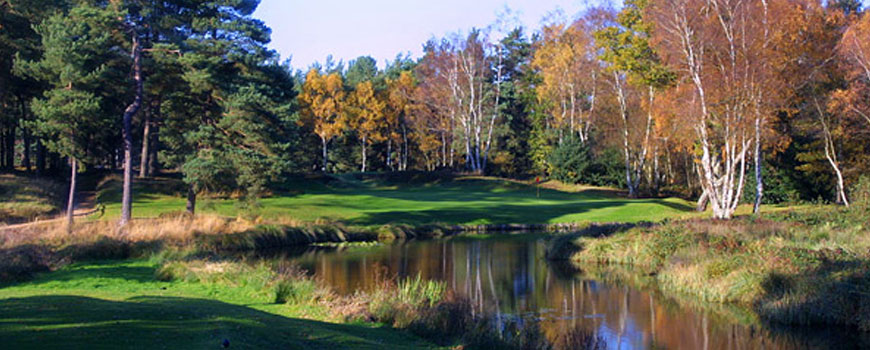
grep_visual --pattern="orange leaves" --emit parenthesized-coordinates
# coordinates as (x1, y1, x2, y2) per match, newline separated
(299, 68, 346, 143)
(836, 14, 870, 127)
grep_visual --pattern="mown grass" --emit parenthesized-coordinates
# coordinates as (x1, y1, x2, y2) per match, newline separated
(551, 203, 870, 331)
(0, 174, 64, 225)
(95, 172, 694, 225)
(0, 259, 441, 350)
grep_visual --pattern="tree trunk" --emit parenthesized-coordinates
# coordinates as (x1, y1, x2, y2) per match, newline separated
(7, 126, 15, 169)
(1, 127, 5, 169)
(120, 32, 144, 227)
(139, 105, 151, 178)
(696, 189, 709, 212)
(1, 126, 8, 170)
(399, 124, 409, 171)
(815, 98, 849, 207)
(0, 126, 6, 170)
(386, 139, 392, 170)
(50, 152, 61, 176)
(614, 72, 636, 197)
(36, 139, 45, 176)
(66, 158, 77, 232)
(361, 135, 367, 172)
(20, 99, 31, 172)
(148, 119, 159, 176)
(186, 183, 196, 215)
(22, 128, 31, 172)
(321, 137, 328, 173)
(753, 116, 763, 214)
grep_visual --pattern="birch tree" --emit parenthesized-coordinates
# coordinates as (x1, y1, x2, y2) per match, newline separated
(532, 19, 599, 144)
(596, 0, 674, 197)
(650, 0, 777, 219)
(299, 69, 346, 173)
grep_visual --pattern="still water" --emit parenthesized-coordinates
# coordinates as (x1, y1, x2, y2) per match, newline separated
(275, 234, 867, 350)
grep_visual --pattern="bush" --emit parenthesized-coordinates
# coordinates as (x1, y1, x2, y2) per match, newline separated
(741, 162, 802, 205)
(585, 147, 626, 188)
(547, 139, 625, 188)
(547, 137, 592, 184)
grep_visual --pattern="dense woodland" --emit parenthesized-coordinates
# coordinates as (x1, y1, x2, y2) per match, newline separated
(1, 0, 869, 222)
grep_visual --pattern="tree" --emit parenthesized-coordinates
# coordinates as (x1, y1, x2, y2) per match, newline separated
(347, 81, 386, 172)
(834, 13, 870, 128)
(650, 0, 783, 219)
(0, 0, 69, 174)
(413, 30, 503, 173)
(775, 1, 858, 207)
(14, 4, 118, 229)
(155, 0, 295, 214)
(492, 27, 535, 176)
(532, 18, 599, 145)
(299, 69, 346, 172)
(385, 71, 416, 171)
(345, 56, 380, 89)
(596, 0, 675, 197)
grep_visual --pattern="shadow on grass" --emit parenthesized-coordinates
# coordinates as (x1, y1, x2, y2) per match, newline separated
(0, 295, 431, 350)
(343, 199, 685, 226)
(758, 257, 870, 331)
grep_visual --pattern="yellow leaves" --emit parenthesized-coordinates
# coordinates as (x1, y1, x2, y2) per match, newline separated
(346, 81, 387, 144)
(531, 20, 595, 131)
(299, 69, 346, 142)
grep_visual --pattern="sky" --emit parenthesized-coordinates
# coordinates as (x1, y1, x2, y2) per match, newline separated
(252, 0, 612, 70)
(253, 0, 870, 71)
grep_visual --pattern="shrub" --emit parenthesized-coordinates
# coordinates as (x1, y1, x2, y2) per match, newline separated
(548, 137, 592, 185)
(547, 140, 625, 188)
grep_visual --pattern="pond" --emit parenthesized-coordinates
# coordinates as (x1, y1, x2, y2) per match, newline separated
(273, 234, 867, 349)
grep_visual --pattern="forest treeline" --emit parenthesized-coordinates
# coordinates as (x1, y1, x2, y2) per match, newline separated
(1, 0, 868, 222)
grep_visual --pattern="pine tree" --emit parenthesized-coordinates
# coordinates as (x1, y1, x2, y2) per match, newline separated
(14, 4, 119, 229)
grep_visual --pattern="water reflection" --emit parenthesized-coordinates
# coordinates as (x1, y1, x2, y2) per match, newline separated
(270, 235, 868, 350)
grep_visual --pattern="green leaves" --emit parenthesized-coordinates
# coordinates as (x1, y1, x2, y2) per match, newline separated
(594, 0, 674, 89)
(13, 4, 122, 162)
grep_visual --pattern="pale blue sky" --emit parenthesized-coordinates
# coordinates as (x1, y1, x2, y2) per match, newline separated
(253, 0, 869, 70)
(252, 0, 613, 70)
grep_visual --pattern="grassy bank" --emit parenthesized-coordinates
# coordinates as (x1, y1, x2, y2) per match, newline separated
(96, 172, 694, 225)
(0, 174, 63, 225)
(1, 248, 600, 349)
(549, 205, 870, 331)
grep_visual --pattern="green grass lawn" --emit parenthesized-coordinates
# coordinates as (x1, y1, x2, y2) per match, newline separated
(0, 260, 440, 349)
(97, 173, 695, 225)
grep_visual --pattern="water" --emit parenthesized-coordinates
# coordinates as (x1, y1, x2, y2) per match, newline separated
(272, 234, 868, 349)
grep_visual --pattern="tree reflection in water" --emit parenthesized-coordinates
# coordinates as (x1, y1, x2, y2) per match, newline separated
(267, 235, 869, 350)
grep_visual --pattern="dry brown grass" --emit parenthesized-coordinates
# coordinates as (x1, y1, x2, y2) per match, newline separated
(0, 214, 255, 249)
